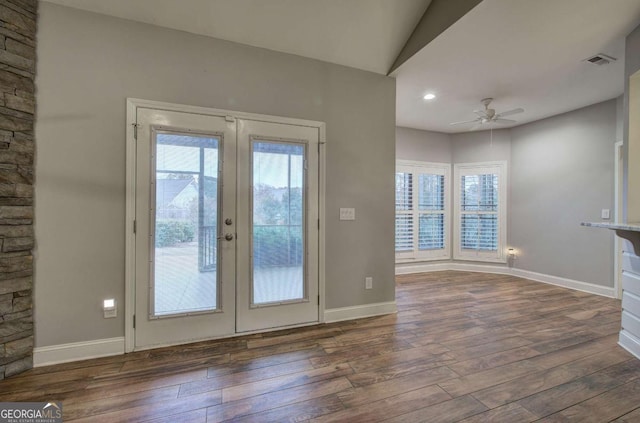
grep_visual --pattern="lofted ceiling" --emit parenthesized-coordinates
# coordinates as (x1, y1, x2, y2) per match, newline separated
(42, 0, 432, 75)
(43, 0, 640, 133)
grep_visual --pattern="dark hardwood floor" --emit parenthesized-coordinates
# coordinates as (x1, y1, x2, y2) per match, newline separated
(2, 271, 639, 422)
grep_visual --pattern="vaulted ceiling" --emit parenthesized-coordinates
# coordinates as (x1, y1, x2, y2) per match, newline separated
(43, 0, 640, 133)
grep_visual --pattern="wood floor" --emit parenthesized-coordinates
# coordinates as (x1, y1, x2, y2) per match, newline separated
(2, 271, 639, 422)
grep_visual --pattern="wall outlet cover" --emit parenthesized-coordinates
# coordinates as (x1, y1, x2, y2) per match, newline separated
(340, 208, 356, 220)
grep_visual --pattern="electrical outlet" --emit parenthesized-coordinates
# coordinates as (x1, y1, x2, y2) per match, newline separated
(103, 299, 117, 318)
(340, 208, 356, 220)
(365, 276, 373, 290)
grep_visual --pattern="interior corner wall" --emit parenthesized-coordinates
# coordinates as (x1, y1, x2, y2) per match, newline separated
(510, 100, 617, 287)
(34, 3, 396, 348)
(450, 129, 511, 164)
(396, 126, 451, 162)
(395, 99, 618, 288)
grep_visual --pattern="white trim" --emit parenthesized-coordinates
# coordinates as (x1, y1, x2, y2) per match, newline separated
(34, 318, 323, 364)
(125, 99, 137, 353)
(126, 98, 326, 351)
(619, 330, 640, 360)
(511, 267, 615, 298)
(453, 161, 508, 263)
(33, 337, 125, 367)
(395, 262, 453, 274)
(318, 124, 327, 323)
(126, 98, 325, 129)
(395, 262, 616, 298)
(395, 160, 451, 262)
(615, 140, 623, 299)
(324, 301, 397, 323)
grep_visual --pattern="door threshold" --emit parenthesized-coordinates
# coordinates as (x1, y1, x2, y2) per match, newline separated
(132, 320, 321, 352)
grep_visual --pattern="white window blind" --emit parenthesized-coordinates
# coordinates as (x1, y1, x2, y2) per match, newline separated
(395, 161, 450, 261)
(454, 162, 507, 262)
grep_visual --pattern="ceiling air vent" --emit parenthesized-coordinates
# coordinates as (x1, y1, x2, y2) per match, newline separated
(583, 54, 617, 66)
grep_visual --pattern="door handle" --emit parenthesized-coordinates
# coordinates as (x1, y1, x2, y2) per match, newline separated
(224, 233, 234, 241)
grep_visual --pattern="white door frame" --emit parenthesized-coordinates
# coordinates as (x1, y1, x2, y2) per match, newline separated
(615, 140, 623, 299)
(125, 98, 326, 353)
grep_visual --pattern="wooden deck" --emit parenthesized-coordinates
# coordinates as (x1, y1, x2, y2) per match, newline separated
(2, 271, 639, 422)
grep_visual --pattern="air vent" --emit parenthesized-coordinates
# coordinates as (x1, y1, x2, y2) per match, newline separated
(583, 54, 617, 66)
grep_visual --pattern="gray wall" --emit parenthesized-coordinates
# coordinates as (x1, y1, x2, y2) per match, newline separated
(626, 24, 640, 222)
(395, 101, 618, 287)
(509, 100, 617, 286)
(34, 4, 396, 347)
(451, 129, 511, 164)
(396, 126, 451, 162)
(616, 95, 624, 142)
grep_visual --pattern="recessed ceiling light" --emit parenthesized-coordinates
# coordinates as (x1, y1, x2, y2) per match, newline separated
(423, 93, 436, 100)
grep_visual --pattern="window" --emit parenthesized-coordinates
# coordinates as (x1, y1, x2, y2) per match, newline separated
(395, 161, 450, 261)
(454, 161, 507, 262)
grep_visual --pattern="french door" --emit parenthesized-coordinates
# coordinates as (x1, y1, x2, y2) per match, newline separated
(130, 103, 320, 350)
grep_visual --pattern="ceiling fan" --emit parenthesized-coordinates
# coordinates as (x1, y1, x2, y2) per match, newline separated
(450, 98, 524, 130)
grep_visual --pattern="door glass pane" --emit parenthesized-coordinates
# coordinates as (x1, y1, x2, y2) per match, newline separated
(153, 133, 220, 316)
(252, 141, 305, 305)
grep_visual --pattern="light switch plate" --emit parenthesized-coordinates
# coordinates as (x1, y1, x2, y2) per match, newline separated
(340, 208, 355, 220)
(601, 209, 610, 220)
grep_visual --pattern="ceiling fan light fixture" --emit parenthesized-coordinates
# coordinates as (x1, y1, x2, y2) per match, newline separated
(449, 98, 524, 129)
(423, 93, 436, 100)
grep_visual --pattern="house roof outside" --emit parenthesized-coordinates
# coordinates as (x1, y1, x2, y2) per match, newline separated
(156, 178, 195, 210)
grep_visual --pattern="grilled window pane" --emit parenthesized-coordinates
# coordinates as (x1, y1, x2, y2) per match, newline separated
(418, 174, 444, 211)
(461, 214, 498, 251)
(461, 174, 498, 211)
(419, 213, 444, 250)
(395, 172, 413, 211)
(395, 214, 413, 252)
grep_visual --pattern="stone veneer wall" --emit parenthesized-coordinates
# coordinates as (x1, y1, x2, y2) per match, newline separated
(0, 0, 37, 379)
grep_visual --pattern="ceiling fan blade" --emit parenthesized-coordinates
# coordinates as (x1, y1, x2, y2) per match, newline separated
(473, 110, 486, 117)
(449, 118, 480, 126)
(493, 118, 517, 124)
(496, 108, 524, 118)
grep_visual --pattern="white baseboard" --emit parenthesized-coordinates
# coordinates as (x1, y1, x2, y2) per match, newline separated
(619, 330, 640, 360)
(396, 262, 616, 298)
(33, 303, 400, 365)
(324, 301, 397, 323)
(395, 262, 452, 274)
(511, 267, 615, 298)
(33, 337, 125, 367)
